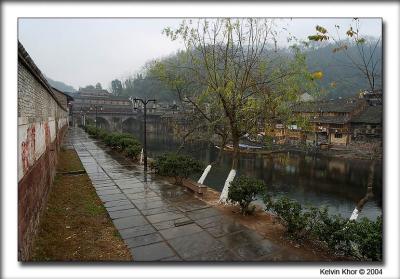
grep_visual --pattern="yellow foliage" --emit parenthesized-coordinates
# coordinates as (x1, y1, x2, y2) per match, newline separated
(312, 71, 324, 80)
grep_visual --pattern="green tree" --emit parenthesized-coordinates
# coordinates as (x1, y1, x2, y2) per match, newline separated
(111, 79, 123, 96)
(154, 18, 318, 201)
(95, 82, 102, 89)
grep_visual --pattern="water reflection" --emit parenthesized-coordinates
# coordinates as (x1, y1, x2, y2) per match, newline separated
(124, 128, 382, 220)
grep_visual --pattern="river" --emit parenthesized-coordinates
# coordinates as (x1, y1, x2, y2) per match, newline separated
(124, 128, 383, 220)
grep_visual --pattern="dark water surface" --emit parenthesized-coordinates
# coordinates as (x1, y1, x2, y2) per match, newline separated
(125, 128, 382, 220)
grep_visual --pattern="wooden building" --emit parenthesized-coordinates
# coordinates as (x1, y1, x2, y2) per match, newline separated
(351, 105, 382, 140)
(291, 98, 368, 146)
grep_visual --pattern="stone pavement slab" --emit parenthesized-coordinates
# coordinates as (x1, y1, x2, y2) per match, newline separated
(108, 208, 141, 219)
(130, 242, 176, 261)
(113, 215, 149, 230)
(119, 224, 156, 239)
(158, 223, 203, 240)
(168, 231, 226, 260)
(124, 232, 164, 249)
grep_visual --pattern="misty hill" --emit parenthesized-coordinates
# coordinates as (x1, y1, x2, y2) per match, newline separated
(305, 42, 382, 99)
(117, 41, 381, 103)
(46, 77, 77, 93)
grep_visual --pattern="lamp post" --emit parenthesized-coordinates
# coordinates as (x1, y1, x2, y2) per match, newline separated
(90, 105, 103, 128)
(130, 97, 156, 172)
(68, 101, 73, 127)
(80, 107, 86, 127)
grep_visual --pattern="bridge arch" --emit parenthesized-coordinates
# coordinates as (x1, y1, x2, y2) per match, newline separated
(122, 117, 141, 132)
(84, 116, 110, 130)
(96, 116, 110, 130)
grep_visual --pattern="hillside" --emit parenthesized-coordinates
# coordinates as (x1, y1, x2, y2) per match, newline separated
(117, 41, 382, 103)
(305, 42, 382, 99)
(46, 77, 77, 93)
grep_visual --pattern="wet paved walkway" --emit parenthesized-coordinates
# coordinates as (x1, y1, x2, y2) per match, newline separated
(70, 127, 294, 262)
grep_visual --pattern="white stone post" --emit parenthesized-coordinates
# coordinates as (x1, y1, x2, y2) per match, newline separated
(198, 164, 212, 185)
(219, 169, 237, 203)
(139, 148, 144, 164)
(349, 207, 359, 221)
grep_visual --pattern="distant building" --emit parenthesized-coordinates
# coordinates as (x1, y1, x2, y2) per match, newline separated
(359, 89, 383, 106)
(292, 98, 368, 145)
(72, 88, 131, 111)
(351, 105, 382, 140)
(70, 88, 132, 126)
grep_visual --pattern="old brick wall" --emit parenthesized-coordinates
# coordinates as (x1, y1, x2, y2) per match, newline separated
(18, 52, 69, 260)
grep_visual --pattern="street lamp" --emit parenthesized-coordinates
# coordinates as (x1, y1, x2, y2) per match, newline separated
(80, 107, 86, 127)
(90, 105, 103, 128)
(130, 97, 156, 172)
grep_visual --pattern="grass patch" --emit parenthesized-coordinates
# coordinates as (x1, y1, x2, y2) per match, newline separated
(30, 149, 132, 261)
(56, 149, 85, 172)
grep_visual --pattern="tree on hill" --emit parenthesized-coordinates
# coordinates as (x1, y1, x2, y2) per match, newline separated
(111, 79, 123, 96)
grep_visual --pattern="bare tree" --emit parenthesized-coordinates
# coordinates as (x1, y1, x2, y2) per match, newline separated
(308, 19, 382, 92)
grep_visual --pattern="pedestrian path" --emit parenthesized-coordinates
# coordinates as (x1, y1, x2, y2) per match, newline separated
(70, 127, 295, 262)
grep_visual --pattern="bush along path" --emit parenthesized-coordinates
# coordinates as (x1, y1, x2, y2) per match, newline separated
(83, 125, 143, 160)
(152, 153, 204, 185)
(189, 169, 383, 261)
(263, 195, 382, 261)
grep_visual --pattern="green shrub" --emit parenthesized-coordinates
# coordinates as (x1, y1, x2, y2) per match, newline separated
(98, 129, 108, 140)
(104, 133, 122, 147)
(228, 176, 265, 215)
(119, 133, 136, 140)
(126, 145, 142, 160)
(263, 195, 383, 260)
(264, 195, 309, 235)
(153, 153, 204, 184)
(85, 125, 100, 137)
(348, 216, 382, 261)
(119, 137, 141, 150)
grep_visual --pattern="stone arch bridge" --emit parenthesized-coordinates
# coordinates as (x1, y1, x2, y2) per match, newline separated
(72, 110, 168, 133)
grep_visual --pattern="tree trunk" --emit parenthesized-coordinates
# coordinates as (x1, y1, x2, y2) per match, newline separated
(231, 134, 240, 170)
(219, 133, 239, 203)
(215, 133, 227, 165)
(349, 162, 375, 220)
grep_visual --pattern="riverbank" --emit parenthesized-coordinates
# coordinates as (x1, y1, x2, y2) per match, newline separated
(30, 146, 132, 261)
(218, 141, 382, 161)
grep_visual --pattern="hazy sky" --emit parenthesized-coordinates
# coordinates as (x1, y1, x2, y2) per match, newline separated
(18, 18, 381, 90)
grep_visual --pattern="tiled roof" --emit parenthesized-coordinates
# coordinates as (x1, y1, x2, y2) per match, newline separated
(292, 98, 365, 113)
(74, 93, 130, 101)
(79, 88, 111, 95)
(351, 105, 382, 124)
(309, 115, 350, 124)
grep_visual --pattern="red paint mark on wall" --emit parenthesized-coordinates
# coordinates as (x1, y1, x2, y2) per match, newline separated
(44, 122, 51, 147)
(21, 141, 29, 173)
(30, 125, 36, 154)
(21, 124, 36, 174)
